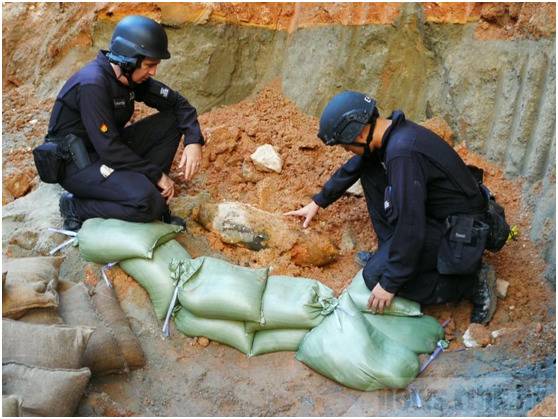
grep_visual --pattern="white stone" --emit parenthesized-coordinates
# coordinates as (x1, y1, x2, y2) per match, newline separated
(346, 180, 364, 196)
(462, 328, 480, 348)
(250, 144, 282, 173)
(496, 279, 509, 299)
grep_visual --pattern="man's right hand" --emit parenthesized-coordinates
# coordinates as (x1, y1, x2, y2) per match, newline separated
(157, 173, 175, 204)
(284, 201, 320, 228)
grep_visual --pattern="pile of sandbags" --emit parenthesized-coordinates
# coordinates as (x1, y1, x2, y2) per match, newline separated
(73, 218, 446, 393)
(174, 268, 336, 356)
(2, 254, 145, 416)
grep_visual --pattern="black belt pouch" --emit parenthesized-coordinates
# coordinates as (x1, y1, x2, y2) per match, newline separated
(33, 134, 91, 183)
(437, 215, 489, 275)
(32, 140, 67, 183)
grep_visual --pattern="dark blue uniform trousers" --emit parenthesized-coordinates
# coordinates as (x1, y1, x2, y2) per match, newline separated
(361, 177, 476, 305)
(61, 112, 181, 223)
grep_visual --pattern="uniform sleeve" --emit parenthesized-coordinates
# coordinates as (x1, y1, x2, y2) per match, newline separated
(312, 155, 364, 208)
(379, 155, 427, 294)
(135, 78, 204, 146)
(79, 83, 162, 183)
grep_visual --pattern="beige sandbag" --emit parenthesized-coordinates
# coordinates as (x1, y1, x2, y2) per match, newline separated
(91, 281, 145, 370)
(2, 256, 62, 319)
(2, 395, 23, 417)
(58, 282, 145, 374)
(17, 308, 64, 325)
(2, 362, 91, 417)
(2, 319, 93, 369)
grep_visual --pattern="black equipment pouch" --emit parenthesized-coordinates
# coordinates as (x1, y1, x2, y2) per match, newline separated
(437, 214, 489, 275)
(484, 193, 510, 252)
(32, 141, 68, 184)
(468, 166, 511, 253)
(64, 133, 91, 170)
(33, 134, 92, 183)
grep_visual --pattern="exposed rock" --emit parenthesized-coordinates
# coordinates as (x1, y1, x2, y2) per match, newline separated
(421, 117, 455, 146)
(4, 170, 35, 199)
(198, 337, 210, 347)
(496, 279, 510, 299)
(535, 322, 543, 334)
(527, 394, 556, 417)
(346, 180, 364, 196)
(463, 323, 492, 348)
(194, 201, 338, 266)
(250, 144, 283, 173)
(2, 182, 66, 257)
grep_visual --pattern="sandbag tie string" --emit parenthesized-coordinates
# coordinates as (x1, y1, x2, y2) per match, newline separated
(101, 262, 118, 289)
(318, 297, 339, 316)
(47, 227, 79, 255)
(418, 339, 449, 375)
(162, 258, 203, 337)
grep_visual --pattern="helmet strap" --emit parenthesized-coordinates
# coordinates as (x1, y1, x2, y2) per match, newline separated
(361, 107, 379, 159)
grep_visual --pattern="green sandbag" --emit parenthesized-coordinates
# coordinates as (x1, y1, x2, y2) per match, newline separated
(120, 240, 191, 320)
(78, 218, 183, 264)
(245, 275, 336, 333)
(363, 313, 445, 354)
(174, 308, 254, 354)
(177, 257, 268, 323)
(346, 269, 422, 317)
(296, 293, 419, 391)
(250, 329, 309, 357)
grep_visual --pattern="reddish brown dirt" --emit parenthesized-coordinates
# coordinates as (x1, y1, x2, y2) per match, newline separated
(173, 82, 552, 353)
(2, 80, 555, 355)
(527, 394, 556, 417)
(424, 2, 555, 40)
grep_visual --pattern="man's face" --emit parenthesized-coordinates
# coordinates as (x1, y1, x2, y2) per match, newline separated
(131, 57, 160, 83)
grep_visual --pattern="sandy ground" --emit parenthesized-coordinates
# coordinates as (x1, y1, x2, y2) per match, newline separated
(2, 82, 556, 416)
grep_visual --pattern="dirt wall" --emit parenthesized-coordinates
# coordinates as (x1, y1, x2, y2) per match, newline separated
(2, 1, 556, 281)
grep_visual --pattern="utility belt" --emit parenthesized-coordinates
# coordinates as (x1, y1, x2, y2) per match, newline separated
(437, 183, 510, 276)
(33, 133, 92, 183)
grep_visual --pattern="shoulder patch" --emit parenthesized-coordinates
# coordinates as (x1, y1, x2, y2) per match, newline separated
(160, 87, 169, 98)
(100, 123, 109, 134)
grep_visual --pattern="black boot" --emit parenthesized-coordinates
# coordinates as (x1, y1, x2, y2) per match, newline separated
(470, 262, 497, 325)
(59, 192, 83, 232)
(355, 251, 376, 267)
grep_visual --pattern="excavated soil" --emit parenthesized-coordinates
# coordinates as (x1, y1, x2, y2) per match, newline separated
(2, 80, 555, 415)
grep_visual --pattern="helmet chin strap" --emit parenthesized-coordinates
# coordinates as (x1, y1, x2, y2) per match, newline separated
(121, 69, 136, 89)
(350, 116, 377, 158)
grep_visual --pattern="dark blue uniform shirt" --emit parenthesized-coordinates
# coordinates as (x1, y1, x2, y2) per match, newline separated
(314, 111, 486, 293)
(48, 50, 204, 183)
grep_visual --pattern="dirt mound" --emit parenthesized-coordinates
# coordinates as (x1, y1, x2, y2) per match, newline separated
(168, 82, 553, 352)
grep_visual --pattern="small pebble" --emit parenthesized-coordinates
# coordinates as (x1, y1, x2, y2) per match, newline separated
(535, 323, 543, 334)
(198, 337, 210, 347)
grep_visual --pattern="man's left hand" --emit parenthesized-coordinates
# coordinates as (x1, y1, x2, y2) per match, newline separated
(179, 143, 202, 181)
(367, 283, 395, 314)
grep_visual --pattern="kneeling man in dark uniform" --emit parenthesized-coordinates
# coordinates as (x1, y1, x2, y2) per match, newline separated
(287, 91, 509, 325)
(45, 15, 204, 231)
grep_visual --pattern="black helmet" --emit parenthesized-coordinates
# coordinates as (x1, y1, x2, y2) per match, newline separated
(107, 15, 170, 73)
(318, 91, 379, 146)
